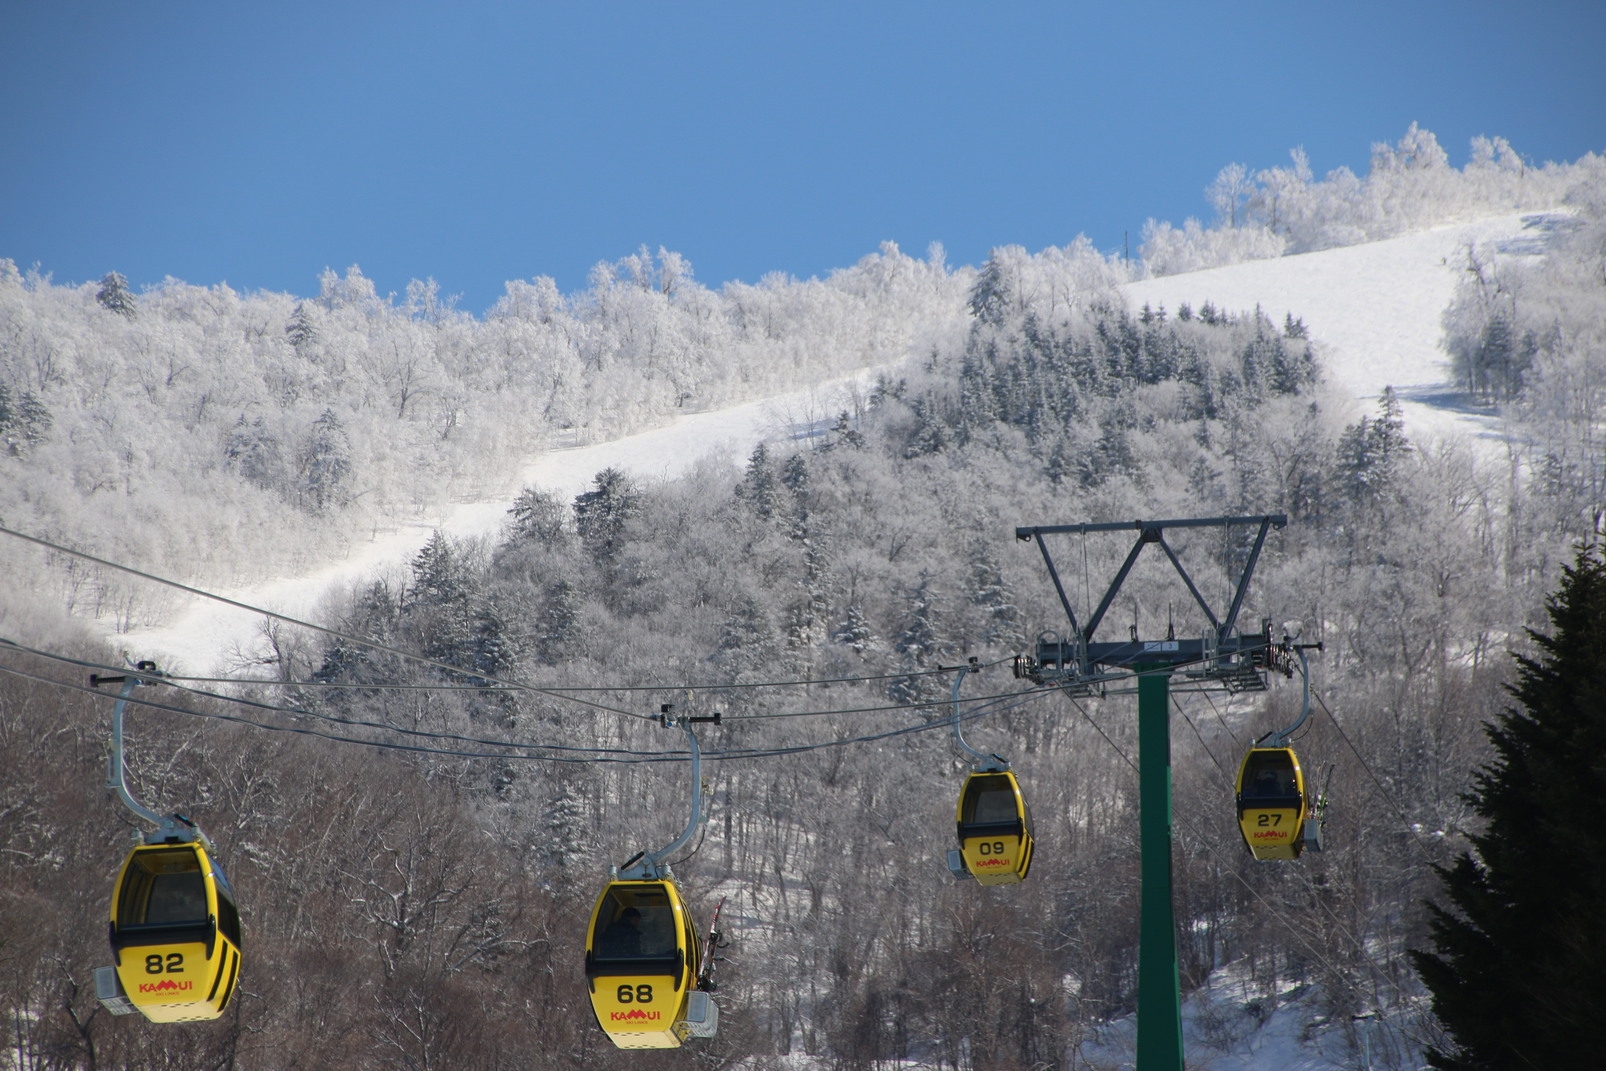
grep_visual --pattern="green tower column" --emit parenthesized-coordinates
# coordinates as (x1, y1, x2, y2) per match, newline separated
(1136, 665, 1184, 1070)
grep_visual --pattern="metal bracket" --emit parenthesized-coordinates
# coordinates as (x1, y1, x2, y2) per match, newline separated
(1016, 515, 1286, 688)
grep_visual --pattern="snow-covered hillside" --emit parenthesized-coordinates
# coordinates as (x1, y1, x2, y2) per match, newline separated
(115, 371, 885, 672)
(110, 212, 1559, 676)
(1125, 212, 1564, 451)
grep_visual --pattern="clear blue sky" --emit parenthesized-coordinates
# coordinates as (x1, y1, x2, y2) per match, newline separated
(3, 1, 1602, 314)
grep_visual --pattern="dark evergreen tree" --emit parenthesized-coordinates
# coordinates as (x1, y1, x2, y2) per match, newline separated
(715, 595, 778, 681)
(285, 301, 319, 352)
(224, 415, 286, 491)
(507, 486, 571, 548)
(407, 530, 477, 669)
(832, 604, 880, 656)
(827, 410, 866, 451)
(888, 574, 951, 705)
(736, 442, 782, 520)
(902, 395, 951, 458)
(96, 271, 138, 318)
(968, 253, 1011, 327)
(1333, 387, 1410, 508)
(573, 466, 641, 565)
(536, 579, 586, 665)
(1411, 544, 1606, 1070)
(967, 541, 1023, 649)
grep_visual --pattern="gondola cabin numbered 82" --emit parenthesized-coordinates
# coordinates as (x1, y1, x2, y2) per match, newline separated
(584, 879, 713, 1048)
(1234, 747, 1312, 862)
(109, 842, 243, 1022)
(954, 770, 1035, 886)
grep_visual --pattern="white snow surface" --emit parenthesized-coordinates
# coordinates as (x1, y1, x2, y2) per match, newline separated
(117, 373, 882, 674)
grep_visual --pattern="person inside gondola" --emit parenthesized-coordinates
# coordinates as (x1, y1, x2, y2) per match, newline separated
(599, 906, 643, 959)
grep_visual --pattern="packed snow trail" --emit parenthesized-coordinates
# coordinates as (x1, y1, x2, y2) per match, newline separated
(1122, 211, 1562, 450)
(116, 374, 879, 673)
(114, 212, 1559, 673)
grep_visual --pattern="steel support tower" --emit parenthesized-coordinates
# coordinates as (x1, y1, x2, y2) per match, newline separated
(1015, 515, 1287, 1071)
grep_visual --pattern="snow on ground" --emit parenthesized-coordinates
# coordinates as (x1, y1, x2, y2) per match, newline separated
(114, 371, 885, 674)
(1122, 212, 1564, 454)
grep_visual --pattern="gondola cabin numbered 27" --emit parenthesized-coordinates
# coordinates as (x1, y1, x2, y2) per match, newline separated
(108, 842, 243, 1022)
(1234, 747, 1313, 861)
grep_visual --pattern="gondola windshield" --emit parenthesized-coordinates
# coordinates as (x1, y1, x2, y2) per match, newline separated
(961, 775, 1025, 830)
(115, 847, 208, 930)
(589, 884, 683, 973)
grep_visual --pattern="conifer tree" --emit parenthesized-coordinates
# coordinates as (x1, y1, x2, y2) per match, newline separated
(1411, 543, 1606, 1070)
(573, 466, 640, 564)
(96, 270, 137, 317)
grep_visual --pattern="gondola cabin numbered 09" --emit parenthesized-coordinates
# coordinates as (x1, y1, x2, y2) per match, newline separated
(954, 770, 1035, 886)
(584, 880, 713, 1048)
(1234, 747, 1312, 861)
(109, 842, 243, 1022)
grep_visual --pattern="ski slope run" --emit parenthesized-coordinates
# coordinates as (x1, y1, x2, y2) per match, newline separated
(119, 212, 1556, 673)
(1125, 211, 1561, 448)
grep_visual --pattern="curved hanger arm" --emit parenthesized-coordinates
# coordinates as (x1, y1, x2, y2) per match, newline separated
(619, 713, 715, 879)
(104, 672, 164, 827)
(950, 659, 1006, 772)
(97, 664, 209, 846)
(1262, 646, 1312, 747)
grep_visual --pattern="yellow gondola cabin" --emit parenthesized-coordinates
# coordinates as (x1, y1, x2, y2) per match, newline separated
(953, 769, 1035, 885)
(585, 878, 715, 1047)
(109, 841, 243, 1022)
(1234, 746, 1312, 861)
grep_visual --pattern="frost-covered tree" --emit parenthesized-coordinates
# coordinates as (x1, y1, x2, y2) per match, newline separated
(1207, 162, 1254, 228)
(299, 408, 352, 511)
(507, 486, 571, 548)
(224, 415, 287, 492)
(96, 271, 137, 318)
(573, 467, 641, 566)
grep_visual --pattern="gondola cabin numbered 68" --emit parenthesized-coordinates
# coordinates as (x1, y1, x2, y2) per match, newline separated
(584, 709, 722, 1049)
(109, 842, 243, 1022)
(585, 879, 713, 1047)
(953, 770, 1035, 885)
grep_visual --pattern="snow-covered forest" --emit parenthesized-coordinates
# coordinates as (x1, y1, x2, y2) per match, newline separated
(3, 126, 1605, 1070)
